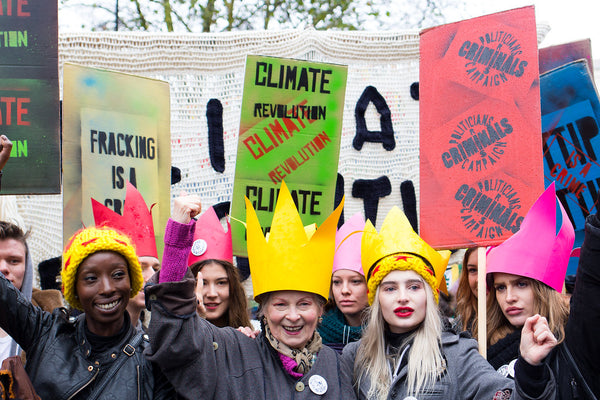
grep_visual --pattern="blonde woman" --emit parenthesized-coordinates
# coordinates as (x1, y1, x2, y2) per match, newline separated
(341, 207, 558, 400)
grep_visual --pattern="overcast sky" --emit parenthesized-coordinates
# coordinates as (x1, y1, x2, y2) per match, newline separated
(465, 0, 600, 57)
(58, 1, 600, 59)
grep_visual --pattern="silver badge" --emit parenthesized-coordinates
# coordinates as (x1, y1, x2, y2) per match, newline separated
(308, 374, 327, 395)
(191, 239, 208, 256)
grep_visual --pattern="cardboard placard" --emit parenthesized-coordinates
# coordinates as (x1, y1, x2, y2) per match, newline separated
(419, 6, 544, 249)
(0, 0, 60, 194)
(230, 55, 347, 256)
(62, 64, 171, 253)
(541, 59, 600, 272)
(539, 39, 594, 78)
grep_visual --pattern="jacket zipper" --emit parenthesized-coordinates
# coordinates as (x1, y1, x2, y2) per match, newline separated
(570, 377, 579, 399)
(137, 365, 141, 400)
(66, 368, 99, 400)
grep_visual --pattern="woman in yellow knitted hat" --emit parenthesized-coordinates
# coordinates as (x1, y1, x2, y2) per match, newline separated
(340, 207, 559, 400)
(0, 225, 173, 399)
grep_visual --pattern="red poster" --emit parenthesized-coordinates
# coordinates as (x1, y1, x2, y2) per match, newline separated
(419, 6, 543, 249)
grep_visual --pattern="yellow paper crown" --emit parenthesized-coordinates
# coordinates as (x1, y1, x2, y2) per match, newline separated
(361, 207, 451, 300)
(245, 181, 344, 300)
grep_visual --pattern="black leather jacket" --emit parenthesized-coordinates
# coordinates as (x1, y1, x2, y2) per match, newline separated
(485, 214, 600, 400)
(0, 273, 174, 399)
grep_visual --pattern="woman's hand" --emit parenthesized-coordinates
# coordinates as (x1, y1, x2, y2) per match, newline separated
(236, 326, 260, 339)
(172, 191, 202, 224)
(519, 314, 558, 365)
(0, 135, 12, 171)
(194, 271, 206, 317)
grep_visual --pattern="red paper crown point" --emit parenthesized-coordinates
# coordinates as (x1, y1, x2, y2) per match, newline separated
(187, 206, 233, 266)
(91, 181, 158, 259)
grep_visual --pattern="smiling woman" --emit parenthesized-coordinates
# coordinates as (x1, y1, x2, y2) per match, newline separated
(0, 225, 174, 399)
(145, 181, 355, 399)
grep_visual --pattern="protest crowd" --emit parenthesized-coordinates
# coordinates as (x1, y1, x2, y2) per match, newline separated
(0, 3, 599, 400)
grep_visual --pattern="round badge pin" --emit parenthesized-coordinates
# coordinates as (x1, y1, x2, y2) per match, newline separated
(191, 239, 208, 256)
(308, 374, 327, 395)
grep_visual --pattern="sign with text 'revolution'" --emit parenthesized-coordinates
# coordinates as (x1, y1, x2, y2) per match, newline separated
(541, 60, 600, 273)
(62, 64, 171, 253)
(230, 55, 348, 257)
(419, 6, 544, 249)
(0, 0, 60, 193)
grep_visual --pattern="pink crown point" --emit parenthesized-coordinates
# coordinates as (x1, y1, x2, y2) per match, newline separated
(486, 182, 575, 292)
(91, 181, 158, 259)
(188, 206, 233, 266)
(332, 212, 365, 276)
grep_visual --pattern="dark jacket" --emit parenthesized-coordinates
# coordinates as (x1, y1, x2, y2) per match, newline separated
(486, 213, 600, 399)
(555, 212, 600, 399)
(145, 272, 357, 400)
(0, 273, 173, 400)
(341, 332, 556, 400)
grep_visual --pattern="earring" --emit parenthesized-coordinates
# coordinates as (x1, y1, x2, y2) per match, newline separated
(318, 316, 323, 324)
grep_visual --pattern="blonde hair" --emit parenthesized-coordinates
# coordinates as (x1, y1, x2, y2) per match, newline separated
(487, 275, 569, 346)
(456, 247, 478, 336)
(354, 279, 445, 399)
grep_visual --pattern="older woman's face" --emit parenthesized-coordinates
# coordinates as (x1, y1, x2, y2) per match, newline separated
(264, 290, 322, 349)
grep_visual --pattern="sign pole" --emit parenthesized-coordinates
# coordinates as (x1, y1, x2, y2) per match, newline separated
(477, 246, 487, 357)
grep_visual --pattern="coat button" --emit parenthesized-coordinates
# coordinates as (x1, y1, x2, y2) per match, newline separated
(295, 382, 305, 392)
(212, 342, 219, 350)
(87, 366, 93, 372)
(149, 294, 157, 301)
(111, 353, 117, 359)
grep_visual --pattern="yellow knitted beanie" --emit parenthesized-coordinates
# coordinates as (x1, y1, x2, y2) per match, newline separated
(366, 253, 439, 305)
(61, 227, 143, 310)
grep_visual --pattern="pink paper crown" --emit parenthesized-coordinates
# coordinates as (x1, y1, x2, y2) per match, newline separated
(332, 213, 365, 276)
(487, 182, 574, 292)
(188, 206, 233, 266)
(91, 181, 158, 259)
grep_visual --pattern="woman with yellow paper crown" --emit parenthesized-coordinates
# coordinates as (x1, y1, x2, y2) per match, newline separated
(340, 207, 559, 400)
(144, 181, 355, 399)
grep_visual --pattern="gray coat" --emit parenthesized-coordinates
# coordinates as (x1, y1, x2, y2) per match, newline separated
(341, 332, 556, 400)
(145, 273, 356, 400)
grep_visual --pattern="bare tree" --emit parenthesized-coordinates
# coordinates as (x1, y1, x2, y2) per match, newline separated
(59, 0, 466, 32)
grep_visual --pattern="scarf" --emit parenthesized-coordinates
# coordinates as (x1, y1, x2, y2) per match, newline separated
(487, 329, 521, 370)
(318, 307, 363, 345)
(264, 321, 322, 376)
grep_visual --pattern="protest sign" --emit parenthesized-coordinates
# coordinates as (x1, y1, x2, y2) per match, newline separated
(539, 39, 594, 78)
(0, 0, 60, 193)
(541, 59, 600, 272)
(62, 63, 170, 252)
(230, 55, 347, 257)
(419, 6, 544, 249)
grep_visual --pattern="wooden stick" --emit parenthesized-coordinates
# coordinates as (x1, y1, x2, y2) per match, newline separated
(477, 246, 487, 357)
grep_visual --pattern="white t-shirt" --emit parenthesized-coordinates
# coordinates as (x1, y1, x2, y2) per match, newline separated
(0, 335, 15, 364)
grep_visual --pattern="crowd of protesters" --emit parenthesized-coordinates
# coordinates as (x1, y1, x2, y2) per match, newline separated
(0, 134, 598, 399)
